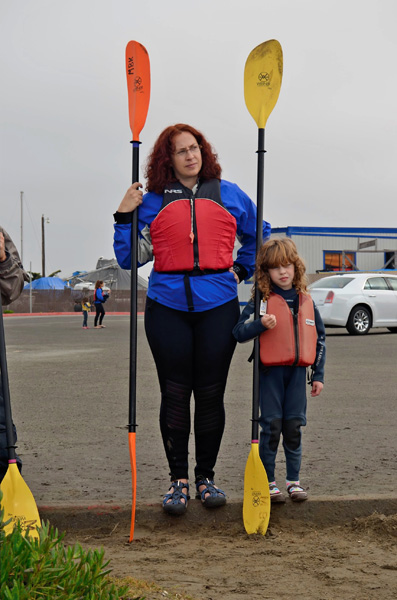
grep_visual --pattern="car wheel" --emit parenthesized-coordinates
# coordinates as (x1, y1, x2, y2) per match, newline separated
(387, 327, 397, 333)
(346, 305, 371, 335)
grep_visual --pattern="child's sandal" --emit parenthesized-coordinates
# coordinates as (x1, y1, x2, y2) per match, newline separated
(287, 483, 308, 502)
(162, 481, 190, 515)
(195, 478, 226, 508)
(269, 483, 286, 504)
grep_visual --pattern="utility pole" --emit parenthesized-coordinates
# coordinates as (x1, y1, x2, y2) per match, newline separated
(41, 215, 45, 277)
(20, 191, 23, 263)
(41, 214, 49, 277)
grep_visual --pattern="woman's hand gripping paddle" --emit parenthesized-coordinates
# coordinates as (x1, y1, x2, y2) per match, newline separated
(125, 40, 150, 542)
(0, 294, 41, 539)
(243, 40, 283, 535)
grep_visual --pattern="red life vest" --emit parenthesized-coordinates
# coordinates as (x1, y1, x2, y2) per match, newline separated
(150, 180, 237, 272)
(259, 292, 317, 367)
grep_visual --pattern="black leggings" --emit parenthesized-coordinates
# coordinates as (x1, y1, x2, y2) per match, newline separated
(144, 296, 240, 482)
(94, 303, 105, 326)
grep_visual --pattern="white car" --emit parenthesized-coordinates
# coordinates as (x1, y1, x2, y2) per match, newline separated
(73, 281, 110, 292)
(308, 273, 397, 335)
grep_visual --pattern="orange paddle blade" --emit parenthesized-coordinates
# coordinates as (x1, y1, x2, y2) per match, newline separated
(128, 431, 137, 542)
(125, 41, 151, 141)
(0, 463, 41, 539)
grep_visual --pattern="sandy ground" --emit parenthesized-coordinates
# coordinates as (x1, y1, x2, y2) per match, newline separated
(64, 512, 397, 600)
(3, 314, 397, 598)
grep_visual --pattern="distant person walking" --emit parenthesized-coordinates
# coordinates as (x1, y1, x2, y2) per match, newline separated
(81, 296, 91, 329)
(0, 226, 29, 482)
(93, 280, 109, 328)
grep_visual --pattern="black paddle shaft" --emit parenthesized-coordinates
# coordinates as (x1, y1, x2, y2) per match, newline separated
(252, 128, 265, 440)
(0, 294, 17, 460)
(128, 141, 140, 433)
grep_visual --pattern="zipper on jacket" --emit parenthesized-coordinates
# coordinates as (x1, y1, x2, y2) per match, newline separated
(190, 194, 200, 269)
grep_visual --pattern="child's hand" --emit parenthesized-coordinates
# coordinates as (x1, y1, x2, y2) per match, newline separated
(311, 381, 324, 397)
(261, 313, 276, 329)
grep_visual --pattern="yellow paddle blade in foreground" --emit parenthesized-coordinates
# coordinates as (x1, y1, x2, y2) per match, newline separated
(244, 39, 283, 129)
(243, 442, 270, 535)
(0, 463, 41, 538)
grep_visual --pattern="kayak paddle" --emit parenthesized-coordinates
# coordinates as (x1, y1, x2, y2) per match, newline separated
(243, 39, 283, 535)
(125, 40, 150, 542)
(0, 294, 40, 538)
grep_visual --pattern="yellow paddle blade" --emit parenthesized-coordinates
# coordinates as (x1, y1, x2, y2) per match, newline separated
(243, 442, 270, 535)
(244, 39, 283, 129)
(0, 463, 41, 538)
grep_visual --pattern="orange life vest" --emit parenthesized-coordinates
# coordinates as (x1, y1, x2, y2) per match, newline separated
(259, 292, 317, 367)
(150, 180, 237, 272)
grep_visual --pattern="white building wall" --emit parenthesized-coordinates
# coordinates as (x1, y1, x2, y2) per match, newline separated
(271, 230, 397, 273)
(357, 253, 383, 271)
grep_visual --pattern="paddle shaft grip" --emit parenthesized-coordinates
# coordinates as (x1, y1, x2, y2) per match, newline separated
(0, 294, 17, 460)
(128, 141, 140, 433)
(252, 128, 265, 440)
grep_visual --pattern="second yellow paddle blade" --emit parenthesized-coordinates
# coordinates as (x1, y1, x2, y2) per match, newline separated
(244, 39, 283, 129)
(0, 463, 41, 539)
(243, 443, 270, 535)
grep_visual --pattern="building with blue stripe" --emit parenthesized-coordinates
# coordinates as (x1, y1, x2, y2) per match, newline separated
(238, 226, 397, 305)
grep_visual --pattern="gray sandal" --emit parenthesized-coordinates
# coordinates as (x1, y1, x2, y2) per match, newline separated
(195, 478, 226, 508)
(162, 481, 190, 515)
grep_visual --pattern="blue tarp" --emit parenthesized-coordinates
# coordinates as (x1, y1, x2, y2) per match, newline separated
(24, 277, 68, 290)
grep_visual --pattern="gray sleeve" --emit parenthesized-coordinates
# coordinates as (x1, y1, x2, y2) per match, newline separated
(138, 224, 153, 265)
(0, 227, 29, 305)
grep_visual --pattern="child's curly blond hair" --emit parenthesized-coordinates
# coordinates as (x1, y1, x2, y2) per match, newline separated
(254, 238, 309, 301)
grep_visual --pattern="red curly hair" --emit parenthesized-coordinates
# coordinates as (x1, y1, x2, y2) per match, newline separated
(144, 124, 222, 194)
(254, 238, 309, 301)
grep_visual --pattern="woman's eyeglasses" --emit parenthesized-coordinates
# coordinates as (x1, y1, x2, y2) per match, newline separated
(173, 144, 202, 158)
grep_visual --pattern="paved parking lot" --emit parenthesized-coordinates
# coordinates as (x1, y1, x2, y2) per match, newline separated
(3, 314, 397, 506)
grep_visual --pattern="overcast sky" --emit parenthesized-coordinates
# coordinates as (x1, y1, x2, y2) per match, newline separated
(1, 0, 396, 279)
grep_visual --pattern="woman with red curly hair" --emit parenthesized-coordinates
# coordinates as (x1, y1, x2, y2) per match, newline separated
(114, 123, 270, 515)
(233, 238, 326, 504)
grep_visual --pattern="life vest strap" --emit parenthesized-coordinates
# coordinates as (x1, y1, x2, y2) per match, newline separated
(179, 268, 229, 311)
(183, 274, 194, 312)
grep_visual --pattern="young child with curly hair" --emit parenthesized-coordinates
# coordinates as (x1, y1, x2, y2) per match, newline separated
(233, 238, 326, 503)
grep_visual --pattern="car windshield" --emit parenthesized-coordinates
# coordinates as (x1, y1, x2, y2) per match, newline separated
(310, 277, 354, 289)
